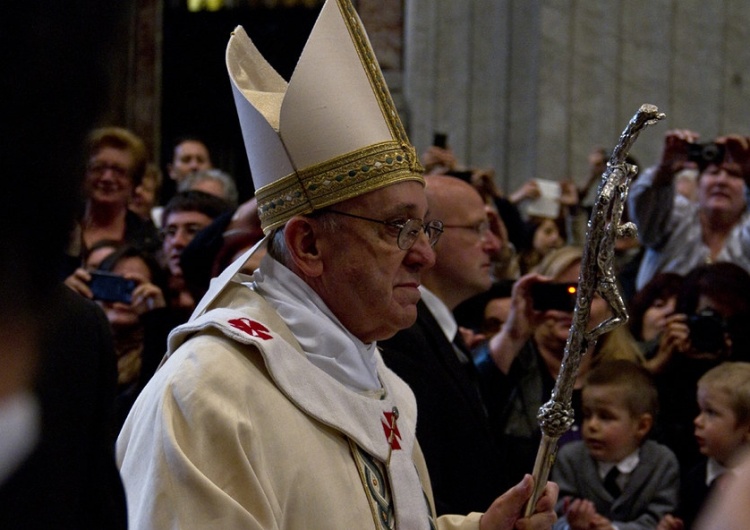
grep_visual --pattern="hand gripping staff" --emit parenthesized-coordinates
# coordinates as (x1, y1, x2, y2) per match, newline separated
(523, 104, 666, 516)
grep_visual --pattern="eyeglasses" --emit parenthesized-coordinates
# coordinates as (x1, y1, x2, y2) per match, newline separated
(326, 210, 444, 250)
(442, 220, 492, 239)
(87, 161, 130, 180)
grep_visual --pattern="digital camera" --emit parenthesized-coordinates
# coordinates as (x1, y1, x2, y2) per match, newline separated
(531, 282, 578, 312)
(687, 308, 727, 354)
(686, 142, 725, 167)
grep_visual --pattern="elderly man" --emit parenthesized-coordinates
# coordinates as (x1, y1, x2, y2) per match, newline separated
(629, 129, 750, 289)
(379, 175, 510, 515)
(116, 1, 557, 529)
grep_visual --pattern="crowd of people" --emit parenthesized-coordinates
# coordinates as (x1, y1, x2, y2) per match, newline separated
(5, 0, 750, 529)
(420, 125, 750, 529)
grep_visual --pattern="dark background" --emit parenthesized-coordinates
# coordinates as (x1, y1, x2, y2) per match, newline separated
(160, 5, 322, 203)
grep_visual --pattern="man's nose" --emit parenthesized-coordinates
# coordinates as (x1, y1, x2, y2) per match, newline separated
(408, 230, 436, 269)
(483, 229, 502, 254)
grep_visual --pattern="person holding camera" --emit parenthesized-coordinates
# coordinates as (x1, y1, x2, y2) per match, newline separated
(647, 262, 750, 477)
(628, 129, 750, 290)
(476, 246, 643, 489)
(92, 244, 168, 428)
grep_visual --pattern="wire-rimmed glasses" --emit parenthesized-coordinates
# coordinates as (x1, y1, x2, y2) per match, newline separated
(326, 210, 444, 250)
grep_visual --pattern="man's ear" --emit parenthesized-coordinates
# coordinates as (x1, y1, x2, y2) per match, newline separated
(284, 216, 324, 278)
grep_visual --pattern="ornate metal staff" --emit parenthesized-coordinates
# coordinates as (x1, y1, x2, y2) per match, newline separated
(523, 104, 666, 516)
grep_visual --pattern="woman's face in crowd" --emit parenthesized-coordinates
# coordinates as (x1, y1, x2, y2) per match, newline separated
(85, 146, 135, 208)
(698, 164, 747, 219)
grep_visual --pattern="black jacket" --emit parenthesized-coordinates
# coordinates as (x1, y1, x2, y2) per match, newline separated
(379, 301, 507, 515)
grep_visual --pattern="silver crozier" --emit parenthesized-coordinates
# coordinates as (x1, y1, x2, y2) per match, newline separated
(523, 104, 666, 516)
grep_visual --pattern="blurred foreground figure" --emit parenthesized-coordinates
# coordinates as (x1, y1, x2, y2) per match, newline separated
(0, 3, 128, 528)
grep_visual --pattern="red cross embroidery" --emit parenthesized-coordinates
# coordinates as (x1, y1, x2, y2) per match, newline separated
(381, 409, 401, 450)
(228, 318, 273, 340)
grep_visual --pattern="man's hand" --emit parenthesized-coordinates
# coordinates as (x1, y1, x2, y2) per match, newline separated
(480, 475, 558, 530)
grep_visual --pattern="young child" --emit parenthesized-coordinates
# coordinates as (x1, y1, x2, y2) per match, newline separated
(658, 361, 750, 530)
(552, 359, 679, 529)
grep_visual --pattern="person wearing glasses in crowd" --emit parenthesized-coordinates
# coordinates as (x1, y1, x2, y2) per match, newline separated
(116, 2, 558, 528)
(63, 127, 161, 296)
(379, 175, 513, 516)
(80, 127, 160, 253)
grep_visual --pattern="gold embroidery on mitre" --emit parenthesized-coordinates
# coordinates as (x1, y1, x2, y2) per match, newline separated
(256, 140, 424, 233)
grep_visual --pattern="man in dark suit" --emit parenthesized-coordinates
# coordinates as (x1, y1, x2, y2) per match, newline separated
(379, 174, 508, 515)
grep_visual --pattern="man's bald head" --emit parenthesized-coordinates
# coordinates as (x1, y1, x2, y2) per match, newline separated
(423, 175, 501, 309)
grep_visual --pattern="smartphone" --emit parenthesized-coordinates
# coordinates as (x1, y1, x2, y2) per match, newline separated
(433, 132, 448, 149)
(89, 271, 136, 304)
(531, 282, 578, 312)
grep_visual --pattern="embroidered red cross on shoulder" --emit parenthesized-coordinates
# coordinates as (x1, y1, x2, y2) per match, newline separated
(381, 408, 401, 451)
(228, 318, 273, 340)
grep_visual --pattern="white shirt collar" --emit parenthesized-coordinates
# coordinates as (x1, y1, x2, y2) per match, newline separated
(419, 286, 471, 363)
(419, 286, 457, 343)
(598, 447, 641, 479)
(706, 457, 728, 486)
(251, 255, 381, 393)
